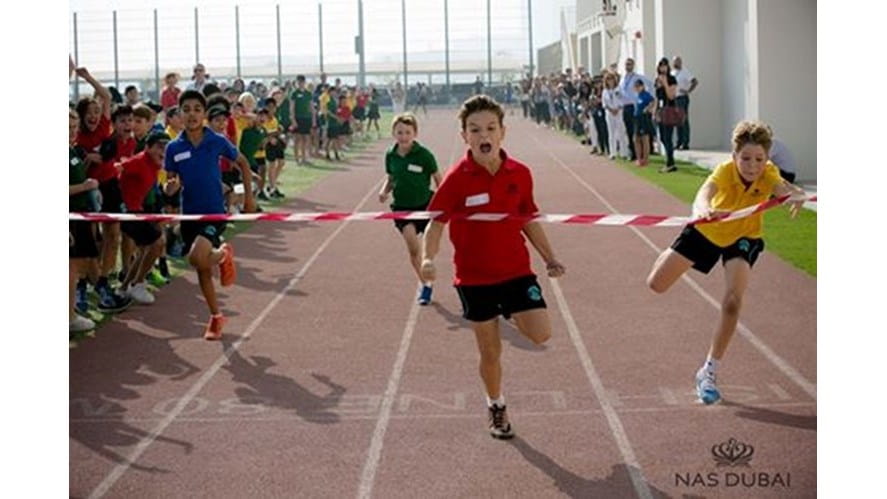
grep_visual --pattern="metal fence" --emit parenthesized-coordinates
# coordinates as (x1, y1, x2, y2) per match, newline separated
(70, 0, 536, 103)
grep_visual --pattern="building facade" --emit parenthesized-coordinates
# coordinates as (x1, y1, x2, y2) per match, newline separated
(572, 0, 815, 182)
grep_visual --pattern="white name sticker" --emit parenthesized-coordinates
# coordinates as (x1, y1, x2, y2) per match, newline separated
(465, 193, 490, 207)
(173, 151, 192, 162)
(70, 157, 80, 166)
(233, 183, 245, 194)
(407, 164, 423, 173)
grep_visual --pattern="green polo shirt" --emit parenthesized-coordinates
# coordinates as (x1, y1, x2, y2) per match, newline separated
(276, 96, 292, 129)
(385, 141, 439, 207)
(70, 147, 92, 212)
(290, 88, 313, 118)
(239, 125, 266, 166)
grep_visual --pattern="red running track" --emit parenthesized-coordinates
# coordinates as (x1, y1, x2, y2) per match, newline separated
(70, 109, 815, 498)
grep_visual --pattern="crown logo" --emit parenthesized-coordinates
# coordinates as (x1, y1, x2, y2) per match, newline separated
(711, 438, 754, 467)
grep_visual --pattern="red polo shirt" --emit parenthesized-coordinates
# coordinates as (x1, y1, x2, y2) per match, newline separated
(89, 135, 136, 183)
(427, 149, 539, 286)
(118, 151, 161, 213)
(161, 86, 181, 110)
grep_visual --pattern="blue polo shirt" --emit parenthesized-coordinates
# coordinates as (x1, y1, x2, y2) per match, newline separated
(164, 126, 238, 214)
(635, 90, 654, 117)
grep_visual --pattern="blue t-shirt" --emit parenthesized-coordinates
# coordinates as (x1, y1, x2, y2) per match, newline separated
(635, 90, 654, 117)
(164, 127, 238, 214)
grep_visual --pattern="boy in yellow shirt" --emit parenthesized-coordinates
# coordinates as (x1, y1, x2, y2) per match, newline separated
(646, 120, 805, 405)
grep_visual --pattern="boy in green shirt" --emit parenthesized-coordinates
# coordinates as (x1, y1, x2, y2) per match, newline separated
(378, 113, 442, 305)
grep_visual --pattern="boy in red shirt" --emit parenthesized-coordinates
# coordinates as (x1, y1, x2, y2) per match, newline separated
(160, 72, 181, 111)
(421, 95, 566, 440)
(118, 132, 170, 304)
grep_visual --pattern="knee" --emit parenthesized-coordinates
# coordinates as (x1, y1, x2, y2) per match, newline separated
(646, 274, 668, 294)
(530, 329, 551, 345)
(722, 292, 743, 316)
(478, 345, 501, 364)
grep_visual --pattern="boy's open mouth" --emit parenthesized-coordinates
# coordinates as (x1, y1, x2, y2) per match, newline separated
(479, 142, 492, 154)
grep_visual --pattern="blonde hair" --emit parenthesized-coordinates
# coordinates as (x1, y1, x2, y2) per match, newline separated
(391, 112, 418, 132)
(238, 91, 257, 108)
(731, 120, 773, 153)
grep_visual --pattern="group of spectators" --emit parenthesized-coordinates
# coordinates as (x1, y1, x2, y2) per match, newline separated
(69, 62, 388, 334)
(515, 56, 698, 173)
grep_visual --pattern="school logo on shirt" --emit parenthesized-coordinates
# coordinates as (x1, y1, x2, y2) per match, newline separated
(738, 239, 751, 253)
(527, 285, 542, 302)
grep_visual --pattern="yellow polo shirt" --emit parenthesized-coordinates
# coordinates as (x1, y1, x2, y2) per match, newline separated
(255, 116, 279, 159)
(696, 160, 783, 247)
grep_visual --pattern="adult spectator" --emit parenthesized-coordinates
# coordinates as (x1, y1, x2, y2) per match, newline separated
(768, 138, 797, 184)
(672, 55, 698, 150)
(619, 58, 654, 161)
(232, 78, 246, 94)
(186, 63, 212, 92)
(473, 75, 484, 96)
(654, 57, 679, 173)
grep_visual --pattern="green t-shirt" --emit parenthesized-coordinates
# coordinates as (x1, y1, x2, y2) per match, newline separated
(276, 97, 291, 128)
(239, 126, 266, 165)
(290, 88, 313, 118)
(69, 147, 92, 212)
(385, 141, 439, 208)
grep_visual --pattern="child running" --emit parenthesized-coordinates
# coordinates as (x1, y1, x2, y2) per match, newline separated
(646, 120, 805, 405)
(378, 113, 442, 305)
(420, 95, 566, 439)
(164, 90, 257, 340)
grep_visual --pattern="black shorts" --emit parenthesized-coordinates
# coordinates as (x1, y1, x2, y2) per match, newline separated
(353, 107, 366, 120)
(99, 178, 124, 213)
(368, 109, 381, 120)
(181, 221, 227, 255)
(779, 169, 796, 184)
(266, 141, 286, 161)
(70, 221, 99, 259)
(222, 170, 242, 188)
(295, 117, 312, 135)
(341, 121, 352, 135)
(634, 113, 655, 137)
(162, 188, 181, 208)
(671, 225, 765, 274)
(250, 157, 266, 174)
(121, 221, 162, 247)
(456, 275, 547, 323)
(391, 203, 430, 234)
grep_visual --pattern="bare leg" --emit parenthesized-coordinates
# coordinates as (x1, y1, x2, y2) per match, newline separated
(473, 319, 503, 399)
(647, 248, 694, 293)
(708, 258, 752, 360)
(188, 236, 225, 315)
(511, 308, 552, 345)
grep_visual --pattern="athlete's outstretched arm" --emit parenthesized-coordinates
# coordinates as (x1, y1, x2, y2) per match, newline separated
(523, 222, 565, 278)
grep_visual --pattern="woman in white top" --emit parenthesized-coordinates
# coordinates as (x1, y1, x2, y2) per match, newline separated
(389, 81, 406, 114)
(602, 72, 629, 159)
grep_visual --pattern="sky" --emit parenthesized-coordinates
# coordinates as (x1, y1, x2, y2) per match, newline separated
(69, 0, 572, 85)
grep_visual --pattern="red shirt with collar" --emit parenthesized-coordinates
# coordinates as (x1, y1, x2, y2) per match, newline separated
(161, 86, 181, 110)
(89, 135, 137, 183)
(118, 151, 161, 212)
(427, 148, 539, 286)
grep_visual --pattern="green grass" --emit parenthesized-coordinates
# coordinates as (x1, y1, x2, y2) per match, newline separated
(71, 114, 394, 347)
(554, 126, 816, 276)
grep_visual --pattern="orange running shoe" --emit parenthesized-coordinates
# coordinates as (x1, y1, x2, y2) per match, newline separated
(204, 314, 226, 341)
(219, 243, 236, 287)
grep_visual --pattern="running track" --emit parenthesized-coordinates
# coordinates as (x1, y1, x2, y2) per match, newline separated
(70, 109, 816, 498)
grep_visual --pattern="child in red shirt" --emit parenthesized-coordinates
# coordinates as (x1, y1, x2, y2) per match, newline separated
(421, 95, 566, 440)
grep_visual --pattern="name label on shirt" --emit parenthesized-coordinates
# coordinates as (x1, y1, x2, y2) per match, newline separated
(70, 157, 80, 166)
(173, 151, 192, 162)
(407, 164, 423, 173)
(465, 193, 490, 207)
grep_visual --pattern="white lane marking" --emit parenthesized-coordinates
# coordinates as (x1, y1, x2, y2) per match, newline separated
(549, 278, 655, 499)
(88, 177, 385, 499)
(529, 132, 817, 400)
(356, 111, 462, 499)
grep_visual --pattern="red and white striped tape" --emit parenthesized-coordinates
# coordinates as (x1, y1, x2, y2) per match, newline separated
(69, 194, 815, 227)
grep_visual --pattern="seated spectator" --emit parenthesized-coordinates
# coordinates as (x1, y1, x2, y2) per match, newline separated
(768, 137, 797, 184)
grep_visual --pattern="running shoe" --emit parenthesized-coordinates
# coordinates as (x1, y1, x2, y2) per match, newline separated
(126, 282, 155, 305)
(659, 164, 678, 173)
(257, 191, 270, 201)
(219, 243, 236, 287)
(70, 315, 96, 333)
(696, 367, 721, 405)
(157, 257, 171, 279)
(204, 314, 226, 341)
(488, 404, 515, 440)
(97, 284, 133, 313)
(417, 285, 433, 306)
(271, 188, 285, 199)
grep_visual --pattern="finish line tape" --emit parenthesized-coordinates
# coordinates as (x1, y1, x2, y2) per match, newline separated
(69, 194, 816, 227)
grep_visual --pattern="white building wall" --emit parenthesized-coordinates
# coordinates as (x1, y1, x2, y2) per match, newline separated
(654, 0, 724, 150)
(756, 0, 816, 182)
(721, 0, 755, 149)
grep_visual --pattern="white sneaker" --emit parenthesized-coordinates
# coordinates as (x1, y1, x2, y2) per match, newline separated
(127, 282, 155, 305)
(70, 315, 95, 333)
(695, 367, 721, 405)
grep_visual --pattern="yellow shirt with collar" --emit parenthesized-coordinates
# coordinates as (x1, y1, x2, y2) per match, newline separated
(254, 116, 279, 159)
(695, 160, 783, 247)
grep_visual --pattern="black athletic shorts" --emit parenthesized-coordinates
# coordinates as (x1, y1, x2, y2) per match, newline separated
(266, 140, 285, 161)
(295, 117, 312, 135)
(455, 275, 547, 322)
(181, 221, 227, 255)
(99, 178, 124, 213)
(671, 225, 765, 274)
(121, 220, 163, 247)
(69, 221, 99, 259)
(222, 170, 242, 188)
(391, 203, 430, 235)
(634, 113, 655, 137)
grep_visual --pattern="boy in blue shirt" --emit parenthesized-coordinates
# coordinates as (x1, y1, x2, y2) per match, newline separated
(164, 90, 257, 340)
(633, 80, 655, 166)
